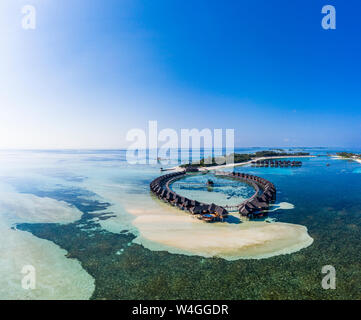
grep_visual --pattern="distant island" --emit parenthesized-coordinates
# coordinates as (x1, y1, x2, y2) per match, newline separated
(336, 152, 361, 159)
(180, 151, 310, 169)
(335, 152, 361, 163)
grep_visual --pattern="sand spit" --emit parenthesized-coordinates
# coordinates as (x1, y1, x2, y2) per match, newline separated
(126, 199, 313, 261)
(0, 192, 83, 224)
(331, 155, 361, 164)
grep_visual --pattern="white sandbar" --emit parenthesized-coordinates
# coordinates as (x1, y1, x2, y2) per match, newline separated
(125, 198, 313, 260)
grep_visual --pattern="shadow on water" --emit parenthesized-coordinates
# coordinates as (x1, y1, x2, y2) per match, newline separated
(224, 215, 242, 224)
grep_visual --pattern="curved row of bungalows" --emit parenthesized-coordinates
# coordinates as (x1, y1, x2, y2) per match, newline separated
(215, 171, 276, 219)
(150, 171, 229, 222)
(238, 176, 276, 218)
(251, 160, 302, 168)
(236, 173, 275, 199)
(215, 171, 275, 195)
(150, 171, 186, 192)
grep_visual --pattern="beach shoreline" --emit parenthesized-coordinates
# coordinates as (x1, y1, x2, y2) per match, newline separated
(331, 155, 361, 164)
(126, 200, 314, 261)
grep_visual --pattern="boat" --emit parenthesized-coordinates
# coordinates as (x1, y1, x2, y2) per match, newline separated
(206, 179, 214, 186)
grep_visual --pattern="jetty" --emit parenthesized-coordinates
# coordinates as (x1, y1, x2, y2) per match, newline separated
(149, 168, 277, 222)
(251, 160, 302, 168)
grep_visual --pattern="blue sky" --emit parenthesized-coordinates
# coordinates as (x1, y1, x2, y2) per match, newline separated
(0, 0, 360, 148)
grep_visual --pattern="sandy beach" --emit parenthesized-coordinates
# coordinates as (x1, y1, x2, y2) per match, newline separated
(128, 201, 313, 260)
(331, 155, 361, 164)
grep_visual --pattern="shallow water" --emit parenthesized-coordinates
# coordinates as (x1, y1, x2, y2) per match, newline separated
(0, 148, 361, 299)
(171, 173, 255, 206)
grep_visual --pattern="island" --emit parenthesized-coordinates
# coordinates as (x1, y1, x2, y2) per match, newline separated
(179, 150, 311, 170)
(334, 152, 361, 164)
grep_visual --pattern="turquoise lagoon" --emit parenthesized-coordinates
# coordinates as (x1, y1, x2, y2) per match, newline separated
(0, 148, 361, 299)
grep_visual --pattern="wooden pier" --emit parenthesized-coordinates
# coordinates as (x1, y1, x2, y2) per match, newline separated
(251, 160, 302, 168)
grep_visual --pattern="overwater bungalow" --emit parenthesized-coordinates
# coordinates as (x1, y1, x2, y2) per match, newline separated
(181, 199, 190, 210)
(166, 193, 174, 201)
(174, 196, 182, 207)
(190, 205, 202, 215)
(208, 203, 217, 213)
(239, 205, 251, 216)
(251, 198, 269, 210)
(262, 190, 273, 200)
(264, 185, 275, 193)
(199, 205, 210, 215)
(259, 194, 270, 203)
(190, 200, 200, 207)
(215, 206, 228, 219)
